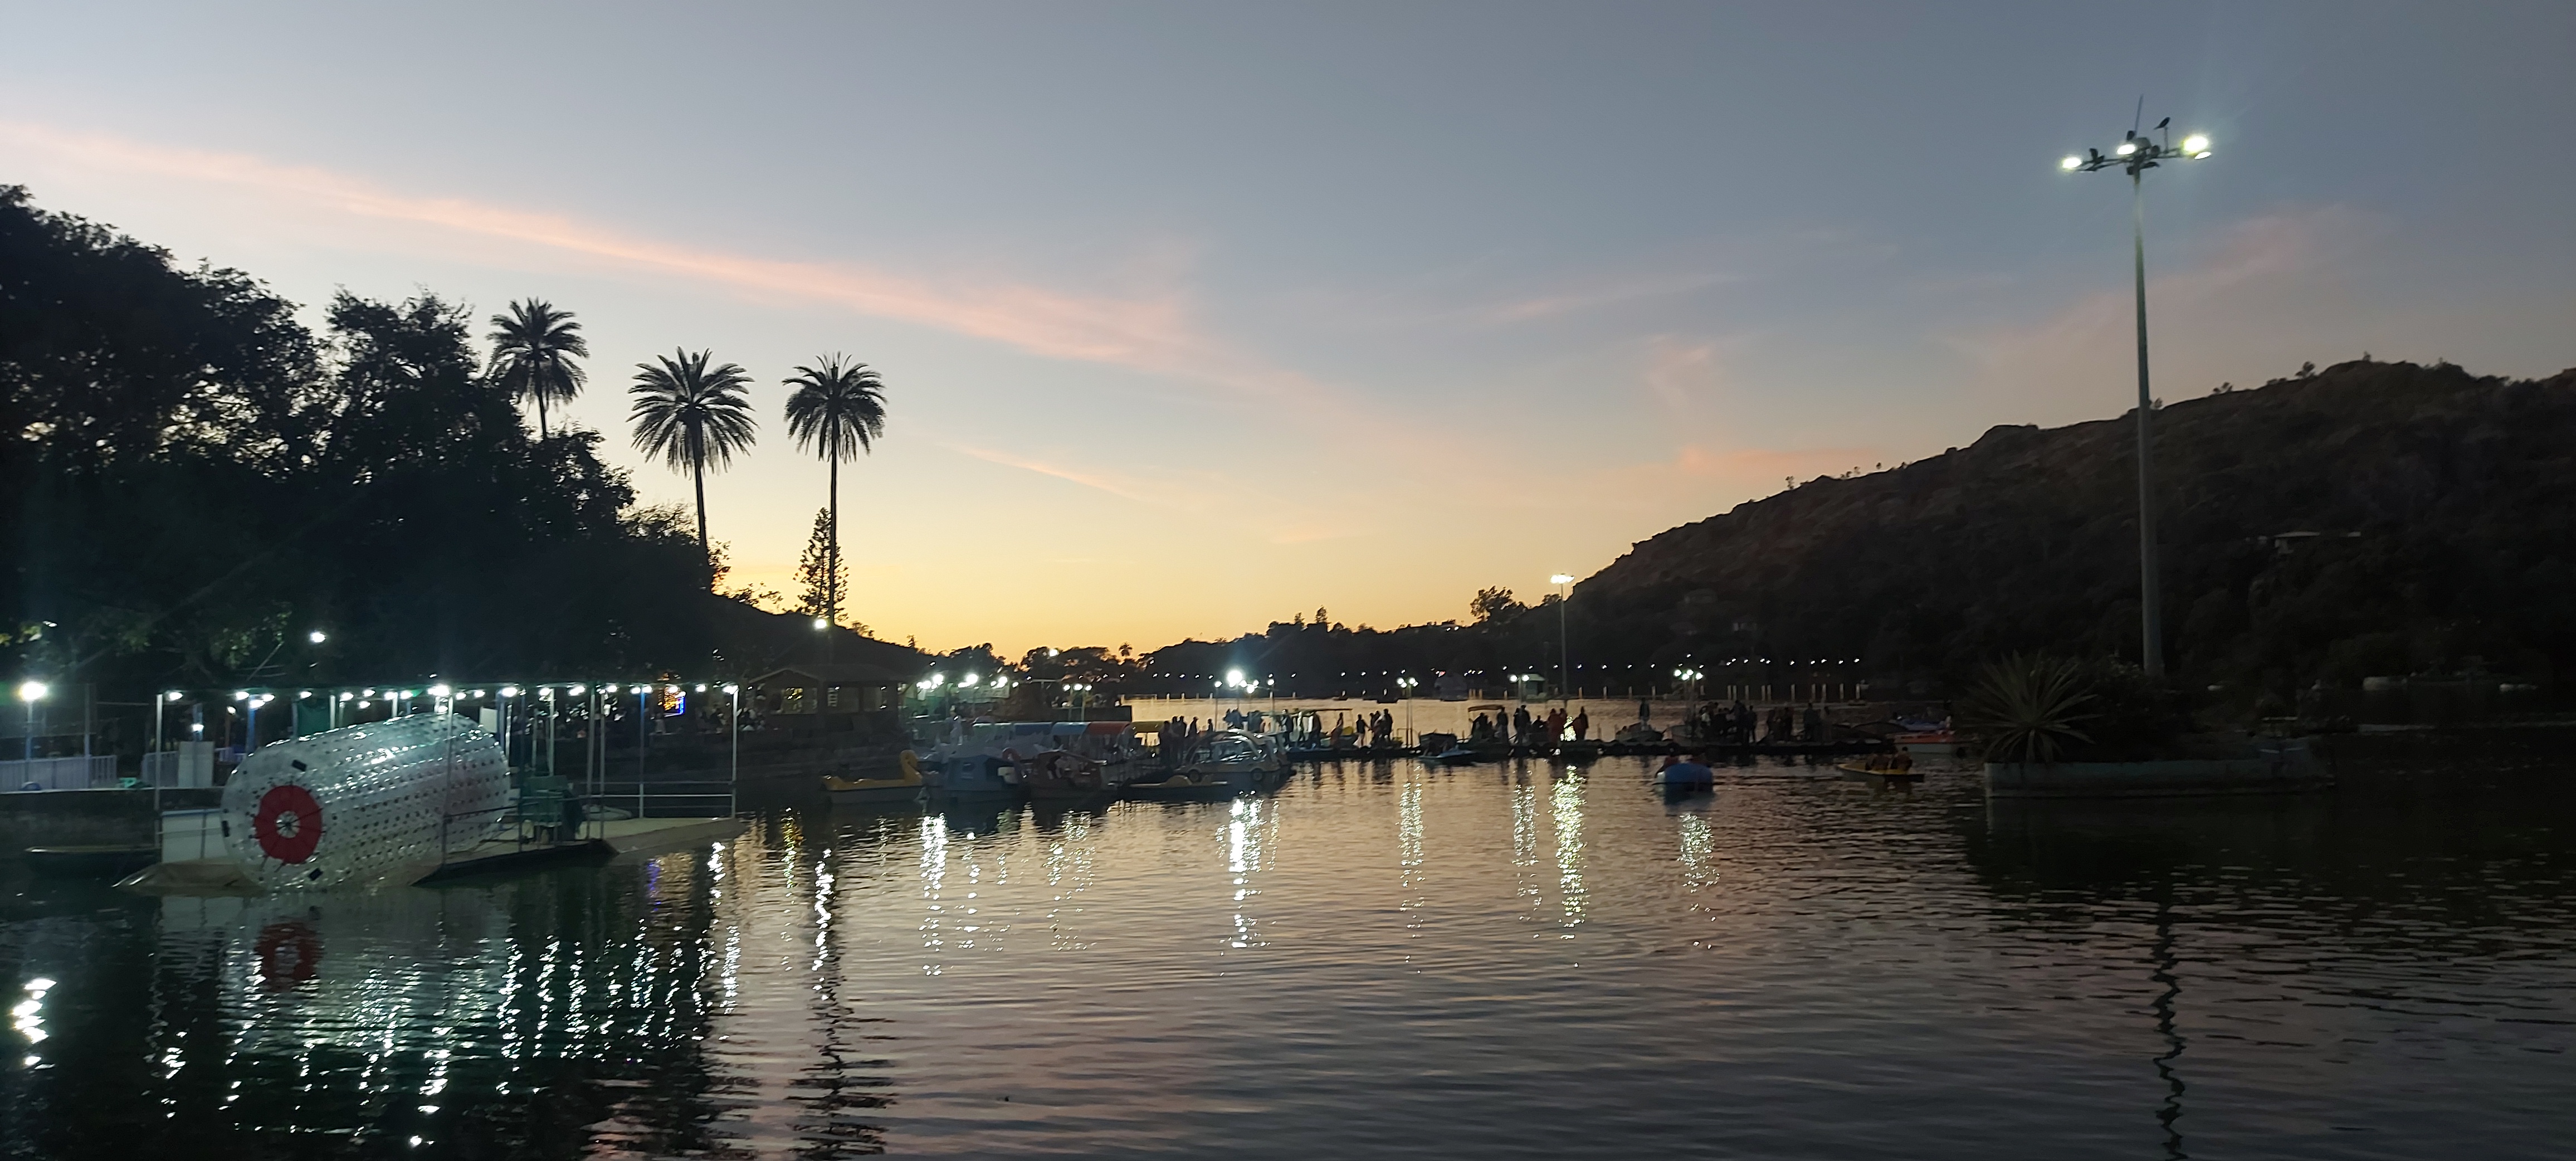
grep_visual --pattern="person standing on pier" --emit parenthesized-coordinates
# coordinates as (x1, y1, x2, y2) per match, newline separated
(1572, 708, 1590, 742)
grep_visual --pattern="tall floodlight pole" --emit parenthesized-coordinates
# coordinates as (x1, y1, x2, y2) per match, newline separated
(2062, 121, 2212, 679)
(1549, 574, 1575, 703)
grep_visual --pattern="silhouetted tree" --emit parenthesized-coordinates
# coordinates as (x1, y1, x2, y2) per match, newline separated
(485, 299, 588, 438)
(782, 355, 887, 631)
(791, 508, 846, 621)
(629, 349, 758, 569)
(1470, 587, 1525, 623)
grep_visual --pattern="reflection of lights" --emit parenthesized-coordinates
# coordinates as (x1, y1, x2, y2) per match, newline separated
(1676, 813, 1718, 892)
(1553, 768, 1587, 929)
(1226, 798, 1270, 949)
(15, 977, 56, 1045)
(919, 815, 950, 974)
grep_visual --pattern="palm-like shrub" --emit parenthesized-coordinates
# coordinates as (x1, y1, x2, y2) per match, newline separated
(1959, 654, 2099, 764)
(629, 349, 758, 567)
(486, 299, 588, 438)
(782, 355, 887, 631)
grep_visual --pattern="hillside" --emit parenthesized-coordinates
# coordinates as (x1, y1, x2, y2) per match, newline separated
(1574, 359, 2576, 705)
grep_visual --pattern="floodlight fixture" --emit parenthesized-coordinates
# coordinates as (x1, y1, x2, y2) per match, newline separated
(2056, 116, 2213, 678)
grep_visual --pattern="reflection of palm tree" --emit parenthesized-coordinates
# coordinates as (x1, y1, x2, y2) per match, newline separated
(781, 356, 887, 633)
(629, 349, 758, 566)
(486, 299, 588, 438)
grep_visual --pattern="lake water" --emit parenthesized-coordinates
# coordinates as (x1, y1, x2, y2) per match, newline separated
(4, 743, 2573, 1158)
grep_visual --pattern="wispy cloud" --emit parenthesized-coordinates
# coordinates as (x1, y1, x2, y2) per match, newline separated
(1477, 270, 1735, 324)
(0, 119, 1327, 402)
(1945, 204, 2378, 404)
(944, 442, 1210, 510)
(1640, 333, 1758, 412)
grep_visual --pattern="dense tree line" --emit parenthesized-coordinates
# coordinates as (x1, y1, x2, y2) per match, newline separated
(0, 186, 856, 700)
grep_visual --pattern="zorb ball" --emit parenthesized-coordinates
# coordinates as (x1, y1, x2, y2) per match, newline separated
(222, 713, 511, 891)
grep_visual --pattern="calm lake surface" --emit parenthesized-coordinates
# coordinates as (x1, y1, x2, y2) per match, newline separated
(5, 743, 2574, 1158)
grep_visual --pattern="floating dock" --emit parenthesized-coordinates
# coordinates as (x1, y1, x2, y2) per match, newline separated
(118, 816, 747, 895)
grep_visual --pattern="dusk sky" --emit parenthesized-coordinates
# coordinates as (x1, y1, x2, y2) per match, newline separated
(6, 2, 2570, 655)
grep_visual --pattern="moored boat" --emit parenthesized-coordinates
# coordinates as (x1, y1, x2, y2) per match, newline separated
(1894, 729, 1970, 759)
(1172, 729, 1285, 783)
(1121, 771, 1241, 802)
(1837, 753, 1924, 789)
(824, 750, 926, 805)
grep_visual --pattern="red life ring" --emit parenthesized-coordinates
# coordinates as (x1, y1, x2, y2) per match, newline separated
(252, 784, 325, 864)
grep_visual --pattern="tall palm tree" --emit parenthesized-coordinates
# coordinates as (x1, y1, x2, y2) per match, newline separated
(629, 349, 759, 565)
(782, 356, 888, 632)
(486, 299, 589, 438)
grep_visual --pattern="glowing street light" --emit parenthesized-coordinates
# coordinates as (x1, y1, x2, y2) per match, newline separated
(307, 629, 328, 645)
(16, 681, 46, 763)
(2058, 116, 2213, 679)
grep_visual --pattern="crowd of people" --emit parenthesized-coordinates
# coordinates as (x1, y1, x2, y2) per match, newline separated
(1674, 700, 1829, 745)
(1468, 704, 1591, 747)
(1159, 706, 1404, 753)
(1150, 696, 1838, 760)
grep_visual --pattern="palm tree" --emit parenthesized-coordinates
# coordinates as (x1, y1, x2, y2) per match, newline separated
(486, 299, 589, 438)
(629, 349, 759, 565)
(1958, 654, 2099, 765)
(782, 356, 888, 632)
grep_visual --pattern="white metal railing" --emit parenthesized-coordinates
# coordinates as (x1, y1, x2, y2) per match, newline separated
(0, 755, 120, 790)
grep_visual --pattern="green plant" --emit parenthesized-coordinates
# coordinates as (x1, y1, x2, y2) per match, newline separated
(1959, 654, 2099, 764)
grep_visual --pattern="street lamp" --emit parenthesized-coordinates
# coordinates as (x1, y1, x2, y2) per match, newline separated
(2061, 118, 2212, 679)
(16, 681, 46, 763)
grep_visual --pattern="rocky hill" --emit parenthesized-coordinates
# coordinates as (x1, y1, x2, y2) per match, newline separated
(1574, 359, 2576, 706)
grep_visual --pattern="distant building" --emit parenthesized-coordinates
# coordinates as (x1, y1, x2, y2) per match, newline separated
(747, 662, 913, 726)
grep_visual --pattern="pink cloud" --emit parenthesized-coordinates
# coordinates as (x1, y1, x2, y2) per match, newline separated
(0, 119, 1321, 401)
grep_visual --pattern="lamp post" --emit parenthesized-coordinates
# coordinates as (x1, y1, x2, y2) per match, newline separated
(2061, 120, 2212, 679)
(16, 681, 46, 764)
(1549, 574, 1575, 703)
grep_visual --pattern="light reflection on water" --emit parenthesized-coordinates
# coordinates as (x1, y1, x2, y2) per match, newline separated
(4, 749, 2576, 1158)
